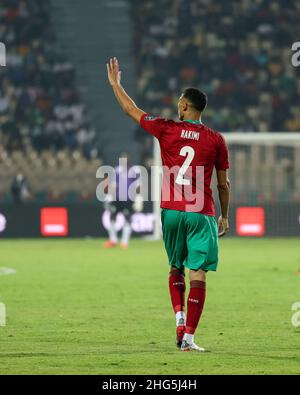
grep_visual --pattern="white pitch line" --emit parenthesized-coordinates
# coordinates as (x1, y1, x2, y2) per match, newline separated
(0, 267, 16, 276)
(0, 303, 6, 326)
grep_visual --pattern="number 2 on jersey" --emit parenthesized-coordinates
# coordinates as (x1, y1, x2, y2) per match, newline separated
(175, 146, 195, 186)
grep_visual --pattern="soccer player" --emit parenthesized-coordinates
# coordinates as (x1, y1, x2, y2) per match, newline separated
(104, 152, 142, 249)
(106, 57, 230, 352)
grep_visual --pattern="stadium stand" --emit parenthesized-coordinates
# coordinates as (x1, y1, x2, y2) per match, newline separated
(1, 0, 299, 204)
(0, 0, 102, 202)
(131, 0, 300, 164)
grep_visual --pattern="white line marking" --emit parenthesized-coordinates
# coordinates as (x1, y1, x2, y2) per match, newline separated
(0, 303, 6, 326)
(0, 267, 16, 276)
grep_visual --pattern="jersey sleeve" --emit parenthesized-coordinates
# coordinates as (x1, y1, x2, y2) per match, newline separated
(215, 134, 229, 170)
(140, 114, 169, 139)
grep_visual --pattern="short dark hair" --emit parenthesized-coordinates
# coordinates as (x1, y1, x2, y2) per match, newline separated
(182, 88, 207, 113)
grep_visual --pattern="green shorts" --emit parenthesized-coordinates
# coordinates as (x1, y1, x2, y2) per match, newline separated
(161, 209, 219, 272)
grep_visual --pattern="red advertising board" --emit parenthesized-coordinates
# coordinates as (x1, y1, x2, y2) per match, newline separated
(236, 207, 265, 236)
(41, 208, 68, 237)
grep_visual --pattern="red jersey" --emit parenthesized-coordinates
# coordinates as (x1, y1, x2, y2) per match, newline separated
(140, 114, 229, 215)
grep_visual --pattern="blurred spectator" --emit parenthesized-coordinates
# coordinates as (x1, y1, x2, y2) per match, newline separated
(10, 173, 30, 204)
(0, 0, 99, 158)
(130, 0, 300, 142)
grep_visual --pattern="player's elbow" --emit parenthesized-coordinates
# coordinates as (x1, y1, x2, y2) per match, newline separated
(218, 180, 230, 192)
(123, 104, 136, 116)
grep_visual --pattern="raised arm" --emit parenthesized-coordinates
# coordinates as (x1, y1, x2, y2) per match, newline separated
(216, 169, 230, 237)
(106, 57, 146, 124)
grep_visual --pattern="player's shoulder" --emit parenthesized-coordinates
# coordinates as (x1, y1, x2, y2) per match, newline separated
(201, 124, 227, 144)
(143, 114, 176, 125)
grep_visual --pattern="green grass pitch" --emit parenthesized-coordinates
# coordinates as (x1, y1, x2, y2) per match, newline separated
(0, 238, 299, 375)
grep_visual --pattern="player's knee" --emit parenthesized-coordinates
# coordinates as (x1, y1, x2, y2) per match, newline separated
(189, 269, 206, 282)
(170, 267, 185, 276)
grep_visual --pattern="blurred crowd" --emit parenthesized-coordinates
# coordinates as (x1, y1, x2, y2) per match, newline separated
(0, 0, 99, 159)
(0, 0, 299, 202)
(131, 0, 300, 137)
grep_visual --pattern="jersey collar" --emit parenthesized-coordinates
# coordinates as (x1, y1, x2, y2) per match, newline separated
(184, 119, 202, 125)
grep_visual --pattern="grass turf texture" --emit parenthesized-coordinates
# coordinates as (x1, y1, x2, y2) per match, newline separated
(0, 238, 299, 375)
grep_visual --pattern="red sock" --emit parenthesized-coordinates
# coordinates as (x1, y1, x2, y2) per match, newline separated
(186, 280, 206, 334)
(169, 269, 186, 313)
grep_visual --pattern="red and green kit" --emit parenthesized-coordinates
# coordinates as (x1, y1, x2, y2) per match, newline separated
(140, 114, 229, 271)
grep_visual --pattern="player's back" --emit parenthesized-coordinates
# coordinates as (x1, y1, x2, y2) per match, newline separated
(160, 120, 222, 172)
(140, 115, 229, 215)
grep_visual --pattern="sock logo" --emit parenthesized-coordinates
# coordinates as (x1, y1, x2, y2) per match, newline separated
(173, 282, 185, 286)
(188, 298, 199, 304)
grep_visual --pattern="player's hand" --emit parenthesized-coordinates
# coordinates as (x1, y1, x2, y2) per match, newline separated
(218, 216, 229, 237)
(106, 57, 121, 87)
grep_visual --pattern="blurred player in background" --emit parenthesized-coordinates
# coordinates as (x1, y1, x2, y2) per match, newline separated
(107, 57, 230, 352)
(104, 152, 143, 249)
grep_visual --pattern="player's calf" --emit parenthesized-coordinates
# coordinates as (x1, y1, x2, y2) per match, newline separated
(168, 267, 186, 347)
(185, 276, 206, 335)
(176, 321, 186, 348)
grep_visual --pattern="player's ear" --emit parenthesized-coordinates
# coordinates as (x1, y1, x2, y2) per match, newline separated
(183, 99, 188, 112)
